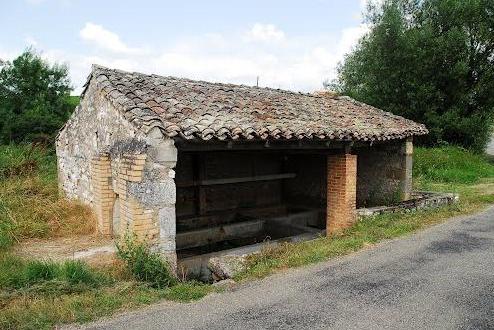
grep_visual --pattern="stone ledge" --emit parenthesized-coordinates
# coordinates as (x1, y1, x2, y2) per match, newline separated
(357, 191, 459, 218)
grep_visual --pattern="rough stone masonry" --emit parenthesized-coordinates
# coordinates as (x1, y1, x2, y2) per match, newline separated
(57, 77, 179, 268)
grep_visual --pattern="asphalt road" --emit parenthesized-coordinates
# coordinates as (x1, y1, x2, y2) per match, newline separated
(79, 207, 494, 330)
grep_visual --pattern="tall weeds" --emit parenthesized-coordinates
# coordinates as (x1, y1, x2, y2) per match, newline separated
(0, 144, 94, 250)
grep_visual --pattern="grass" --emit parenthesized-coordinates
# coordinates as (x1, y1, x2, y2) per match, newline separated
(236, 203, 477, 280)
(116, 232, 177, 289)
(0, 250, 213, 329)
(0, 256, 108, 292)
(413, 146, 494, 184)
(236, 146, 494, 280)
(2, 144, 494, 328)
(0, 275, 212, 330)
(0, 144, 94, 250)
(0, 144, 213, 329)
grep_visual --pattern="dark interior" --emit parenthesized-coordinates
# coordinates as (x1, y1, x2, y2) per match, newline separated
(174, 142, 405, 258)
(174, 150, 327, 257)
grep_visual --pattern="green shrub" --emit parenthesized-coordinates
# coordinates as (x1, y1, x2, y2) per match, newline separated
(333, 0, 494, 152)
(0, 254, 107, 293)
(62, 260, 104, 286)
(0, 49, 74, 144)
(414, 146, 494, 184)
(116, 233, 176, 288)
(25, 260, 59, 284)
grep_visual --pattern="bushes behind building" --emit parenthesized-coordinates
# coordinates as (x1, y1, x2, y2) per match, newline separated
(0, 49, 76, 144)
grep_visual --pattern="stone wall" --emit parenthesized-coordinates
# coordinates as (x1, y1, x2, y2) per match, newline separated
(56, 80, 178, 267)
(357, 191, 458, 217)
(355, 141, 411, 208)
(283, 143, 412, 211)
(56, 79, 144, 204)
(282, 142, 412, 210)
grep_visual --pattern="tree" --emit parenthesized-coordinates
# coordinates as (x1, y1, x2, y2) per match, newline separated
(333, 0, 494, 152)
(0, 49, 73, 144)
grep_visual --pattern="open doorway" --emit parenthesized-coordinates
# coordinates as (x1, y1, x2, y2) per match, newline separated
(174, 150, 327, 260)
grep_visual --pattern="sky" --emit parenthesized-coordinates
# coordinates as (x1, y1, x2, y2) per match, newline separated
(0, 0, 371, 95)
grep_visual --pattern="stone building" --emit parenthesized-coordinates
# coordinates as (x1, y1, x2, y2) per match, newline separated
(56, 65, 427, 272)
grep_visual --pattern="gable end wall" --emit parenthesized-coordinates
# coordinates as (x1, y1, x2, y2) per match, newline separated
(56, 81, 178, 269)
(55, 79, 144, 205)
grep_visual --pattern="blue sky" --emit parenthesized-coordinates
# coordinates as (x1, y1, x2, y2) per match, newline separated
(0, 0, 370, 94)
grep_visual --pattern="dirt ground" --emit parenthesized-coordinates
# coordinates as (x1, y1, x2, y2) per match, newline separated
(15, 235, 116, 266)
(473, 180, 494, 195)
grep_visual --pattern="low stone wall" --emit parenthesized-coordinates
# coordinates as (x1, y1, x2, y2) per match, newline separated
(357, 191, 459, 218)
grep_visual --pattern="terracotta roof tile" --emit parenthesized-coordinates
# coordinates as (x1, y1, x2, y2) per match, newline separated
(84, 65, 428, 142)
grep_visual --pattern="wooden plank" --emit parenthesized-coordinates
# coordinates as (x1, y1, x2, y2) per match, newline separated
(176, 173, 296, 188)
(174, 139, 353, 151)
(202, 173, 296, 185)
(192, 154, 206, 216)
(172, 138, 402, 152)
(197, 155, 207, 216)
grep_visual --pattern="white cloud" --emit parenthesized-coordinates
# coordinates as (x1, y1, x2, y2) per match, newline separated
(336, 24, 369, 56)
(80, 22, 146, 54)
(1, 21, 369, 95)
(245, 23, 285, 43)
(0, 46, 20, 63)
(154, 53, 260, 82)
(73, 22, 367, 93)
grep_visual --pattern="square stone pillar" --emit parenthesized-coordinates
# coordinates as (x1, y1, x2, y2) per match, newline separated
(402, 137, 413, 200)
(145, 129, 178, 272)
(119, 142, 177, 272)
(327, 153, 357, 235)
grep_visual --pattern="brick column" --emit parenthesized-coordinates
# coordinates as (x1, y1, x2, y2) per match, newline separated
(91, 153, 115, 236)
(327, 153, 357, 235)
(402, 137, 413, 200)
(114, 153, 160, 241)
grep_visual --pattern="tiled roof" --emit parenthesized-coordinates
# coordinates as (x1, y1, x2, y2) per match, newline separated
(84, 65, 428, 142)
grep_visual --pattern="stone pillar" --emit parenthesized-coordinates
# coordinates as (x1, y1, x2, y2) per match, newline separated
(116, 137, 177, 272)
(144, 128, 178, 271)
(402, 137, 413, 200)
(91, 153, 115, 236)
(327, 153, 357, 235)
